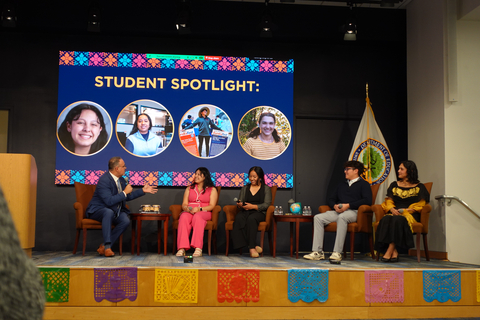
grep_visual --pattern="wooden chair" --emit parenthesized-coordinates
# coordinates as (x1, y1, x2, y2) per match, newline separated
(73, 182, 123, 256)
(373, 182, 433, 262)
(317, 183, 379, 260)
(223, 186, 277, 257)
(170, 186, 221, 256)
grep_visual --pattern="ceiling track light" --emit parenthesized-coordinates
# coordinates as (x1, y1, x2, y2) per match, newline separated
(380, 0, 396, 7)
(87, 1, 101, 33)
(260, 0, 275, 38)
(343, 3, 357, 41)
(1, 1, 17, 28)
(176, 0, 191, 35)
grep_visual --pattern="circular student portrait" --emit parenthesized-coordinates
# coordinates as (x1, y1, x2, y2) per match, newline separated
(56, 101, 112, 156)
(238, 106, 291, 160)
(116, 99, 174, 158)
(179, 104, 234, 159)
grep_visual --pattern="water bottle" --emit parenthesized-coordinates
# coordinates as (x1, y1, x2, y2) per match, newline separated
(307, 206, 312, 215)
(278, 206, 283, 215)
(302, 206, 307, 216)
(274, 206, 279, 215)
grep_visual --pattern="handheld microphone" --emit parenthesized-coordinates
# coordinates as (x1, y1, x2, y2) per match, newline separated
(338, 204, 343, 209)
(398, 209, 404, 213)
(234, 197, 238, 202)
(188, 206, 193, 211)
(124, 177, 129, 184)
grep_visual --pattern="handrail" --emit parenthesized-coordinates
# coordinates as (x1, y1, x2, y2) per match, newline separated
(435, 195, 480, 220)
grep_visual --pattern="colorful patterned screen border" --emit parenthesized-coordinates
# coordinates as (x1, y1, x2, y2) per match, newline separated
(56, 51, 294, 188)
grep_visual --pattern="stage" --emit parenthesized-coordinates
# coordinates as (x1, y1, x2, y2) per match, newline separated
(34, 251, 480, 320)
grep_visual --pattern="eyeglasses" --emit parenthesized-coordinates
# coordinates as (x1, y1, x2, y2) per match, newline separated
(344, 167, 355, 171)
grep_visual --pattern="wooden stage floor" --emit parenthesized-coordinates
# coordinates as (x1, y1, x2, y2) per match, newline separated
(35, 251, 480, 320)
(32, 250, 480, 269)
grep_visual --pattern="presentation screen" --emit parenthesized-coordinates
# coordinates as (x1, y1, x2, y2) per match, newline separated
(55, 51, 294, 188)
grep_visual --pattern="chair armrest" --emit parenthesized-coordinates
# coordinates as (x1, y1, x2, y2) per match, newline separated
(73, 202, 84, 228)
(357, 205, 373, 233)
(420, 203, 432, 233)
(211, 205, 221, 229)
(318, 205, 331, 213)
(223, 205, 240, 222)
(372, 204, 385, 224)
(169, 204, 183, 222)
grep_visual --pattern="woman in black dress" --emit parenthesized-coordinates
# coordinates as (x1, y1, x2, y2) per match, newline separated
(375, 160, 430, 262)
(231, 166, 272, 258)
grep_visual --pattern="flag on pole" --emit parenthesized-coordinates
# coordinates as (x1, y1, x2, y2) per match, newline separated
(349, 88, 396, 204)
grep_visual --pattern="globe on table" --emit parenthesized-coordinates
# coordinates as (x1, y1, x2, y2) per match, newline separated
(290, 202, 301, 214)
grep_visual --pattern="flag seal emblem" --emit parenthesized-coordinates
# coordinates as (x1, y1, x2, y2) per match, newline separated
(351, 138, 392, 185)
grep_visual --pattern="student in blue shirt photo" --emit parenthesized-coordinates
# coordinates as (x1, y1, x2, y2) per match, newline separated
(125, 113, 163, 157)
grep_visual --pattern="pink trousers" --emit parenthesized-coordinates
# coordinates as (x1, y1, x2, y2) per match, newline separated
(177, 211, 211, 250)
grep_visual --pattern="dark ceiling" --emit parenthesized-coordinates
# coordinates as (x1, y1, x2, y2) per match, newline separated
(1, 0, 406, 43)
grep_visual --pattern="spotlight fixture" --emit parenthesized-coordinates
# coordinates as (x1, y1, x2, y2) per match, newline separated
(1, 1, 17, 28)
(260, 0, 275, 38)
(87, 1, 101, 33)
(260, 14, 273, 38)
(380, 0, 395, 8)
(176, 0, 191, 35)
(343, 4, 357, 41)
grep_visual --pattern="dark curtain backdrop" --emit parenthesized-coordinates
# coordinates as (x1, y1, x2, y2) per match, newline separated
(0, 1, 407, 254)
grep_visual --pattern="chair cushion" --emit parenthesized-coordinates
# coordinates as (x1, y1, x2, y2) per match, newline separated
(80, 219, 102, 229)
(324, 222, 359, 233)
(204, 221, 214, 230)
(412, 222, 424, 234)
(225, 221, 234, 231)
(258, 221, 268, 231)
(225, 221, 269, 231)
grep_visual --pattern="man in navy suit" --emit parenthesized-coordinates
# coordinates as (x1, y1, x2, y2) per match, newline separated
(86, 156, 158, 257)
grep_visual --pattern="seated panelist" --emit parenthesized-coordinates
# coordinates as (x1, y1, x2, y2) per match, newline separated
(176, 167, 218, 257)
(86, 156, 158, 257)
(231, 166, 272, 258)
(303, 160, 372, 263)
(375, 160, 430, 263)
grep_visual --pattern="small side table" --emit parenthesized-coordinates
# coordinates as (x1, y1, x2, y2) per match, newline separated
(273, 214, 314, 259)
(130, 213, 170, 255)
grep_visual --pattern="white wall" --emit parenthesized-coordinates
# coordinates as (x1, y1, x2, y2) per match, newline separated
(445, 19, 480, 264)
(407, 0, 480, 264)
(407, 0, 447, 253)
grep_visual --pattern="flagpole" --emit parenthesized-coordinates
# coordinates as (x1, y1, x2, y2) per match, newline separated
(366, 83, 372, 184)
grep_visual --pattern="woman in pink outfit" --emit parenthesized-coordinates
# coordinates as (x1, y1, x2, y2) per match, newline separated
(176, 167, 218, 257)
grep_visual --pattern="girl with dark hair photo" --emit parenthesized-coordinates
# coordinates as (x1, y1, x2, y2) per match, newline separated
(125, 113, 163, 156)
(57, 103, 109, 155)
